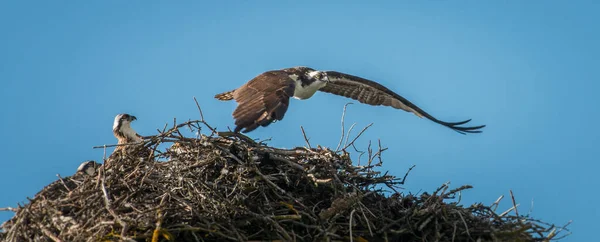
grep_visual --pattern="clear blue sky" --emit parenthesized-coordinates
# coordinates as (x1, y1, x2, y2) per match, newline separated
(1, 1, 597, 240)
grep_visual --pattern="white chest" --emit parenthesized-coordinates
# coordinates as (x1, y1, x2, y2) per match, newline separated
(293, 80, 327, 100)
(121, 124, 142, 142)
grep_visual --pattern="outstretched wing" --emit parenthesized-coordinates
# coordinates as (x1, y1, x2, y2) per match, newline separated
(232, 71, 296, 133)
(320, 71, 485, 134)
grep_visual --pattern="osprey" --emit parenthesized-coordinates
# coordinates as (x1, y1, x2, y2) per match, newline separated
(112, 113, 143, 149)
(108, 113, 152, 163)
(215, 66, 485, 134)
(76, 160, 101, 176)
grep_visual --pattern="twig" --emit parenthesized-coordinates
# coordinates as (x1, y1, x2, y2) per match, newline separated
(455, 211, 472, 241)
(100, 176, 126, 228)
(269, 155, 304, 171)
(151, 196, 167, 242)
(300, 126, 311, 149)
(491, 195, 504, 212)
(527, 198, 534, 217)
(40, 226, 63, 242)
(400, 165, 416, 185)
(349, 209, 356, 242)
(0, 207, 17, 212)
(509, 190, 519, 217)
(499, 204, 520, 217)
(55, 174, 72, 192)
(255, 168, 287, 195)
(549, 220, 573, 240)
(336, 102, 353, 152)
(93, 141, 144, 149)
(343, 123, 357, 149)
(342, 123, 374, 151)
(217, 131, 258, 146)
(193, 96, 217, 135)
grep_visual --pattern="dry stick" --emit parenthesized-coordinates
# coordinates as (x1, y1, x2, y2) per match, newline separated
(258, 146, 317, 155)
(342, 123, 374, 151)
(367, 140, 373, 167)
(509, 190, 519, 217)
(499, 204, 520, 217)
(343, 123, 357, 149)
(93, 121, 202, 149)
(491, 195, 504, 212)
(0, 207, 17, 212)
(147, 122, 170, 161)
(336, 102, 353, 152)
(451, 222, 457, 242)
(269, 155, 304, 171)
(217, 131, 258, 146)
(100, 176, 127, 236)
(94, 145, 108, 189)
(55, 174, 72, 192)
(455, 211, 472, 241)
(349, 209, 356, 242)
(40, 226, 63, 242)
(300, 126, 311, 149)
(255, 168, 287, 195)
(376, 139, 386, 165)
(151, 196, 167, 242)
(527, 198, 535, 217)
(193, 96, 217, 135)
(358, 205, 374, 237)
(92, 141, 144, 149)
(550, 220, 573, 240)
(6, 205, 29, 241)
(387, 163, 414, 187)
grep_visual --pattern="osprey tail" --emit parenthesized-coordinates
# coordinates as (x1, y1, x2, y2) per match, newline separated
(214, 89, 236, 101)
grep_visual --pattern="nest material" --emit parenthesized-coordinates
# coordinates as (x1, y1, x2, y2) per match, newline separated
(1, 120, 565, 242)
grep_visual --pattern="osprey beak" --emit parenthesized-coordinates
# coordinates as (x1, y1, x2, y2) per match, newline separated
(130, 116, 137, 121)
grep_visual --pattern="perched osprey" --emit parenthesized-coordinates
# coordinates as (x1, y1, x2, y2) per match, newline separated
(215, 66, 485, 134)
(113, 113, 143, 149)
(76, 160, 101, 176)
(109, 113, 151, 162)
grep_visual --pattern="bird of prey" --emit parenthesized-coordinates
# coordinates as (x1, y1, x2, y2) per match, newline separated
(112, 113, 143, 148)
(215, 66, 485, 134)
(108, 113, 151, 163)
(76, 160, 101, 176)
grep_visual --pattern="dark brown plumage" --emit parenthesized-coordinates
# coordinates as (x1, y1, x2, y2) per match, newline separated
(322, 71, 485, 134)
(228, 71, 295, 133)
(215, 66, 485, 134)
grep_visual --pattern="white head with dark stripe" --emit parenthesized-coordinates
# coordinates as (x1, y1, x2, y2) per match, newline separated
(113, 113, 142, 143)
(285, 66, 330, 100)
(77, 160, 100, 176)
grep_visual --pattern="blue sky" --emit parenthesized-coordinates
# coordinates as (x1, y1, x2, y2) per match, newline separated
(0, 1, 597, 240)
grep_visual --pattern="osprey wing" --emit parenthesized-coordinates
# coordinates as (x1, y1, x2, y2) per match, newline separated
(232, 71, 296, 133)
(321, 71, 485, 134)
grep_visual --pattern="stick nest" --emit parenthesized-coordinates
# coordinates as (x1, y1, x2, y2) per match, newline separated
(1, 120, 567, 242)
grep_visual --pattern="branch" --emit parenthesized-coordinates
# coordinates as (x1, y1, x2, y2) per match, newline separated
(0, 207, 17, 212)
(300, 126, 311, 149)
(342, 123, 374, 151)
(193, 96, 217, 135)
(336, 102, 353, 152)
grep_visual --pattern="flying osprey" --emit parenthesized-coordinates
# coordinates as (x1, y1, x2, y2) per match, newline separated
(215, 66, 485, 134)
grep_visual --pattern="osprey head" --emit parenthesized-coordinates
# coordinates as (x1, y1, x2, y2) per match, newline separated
(307, 70, 329, 83)
(290, 66, 329, 83)
(113, 113, 137, 130)
(77, 160, 100, 176)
